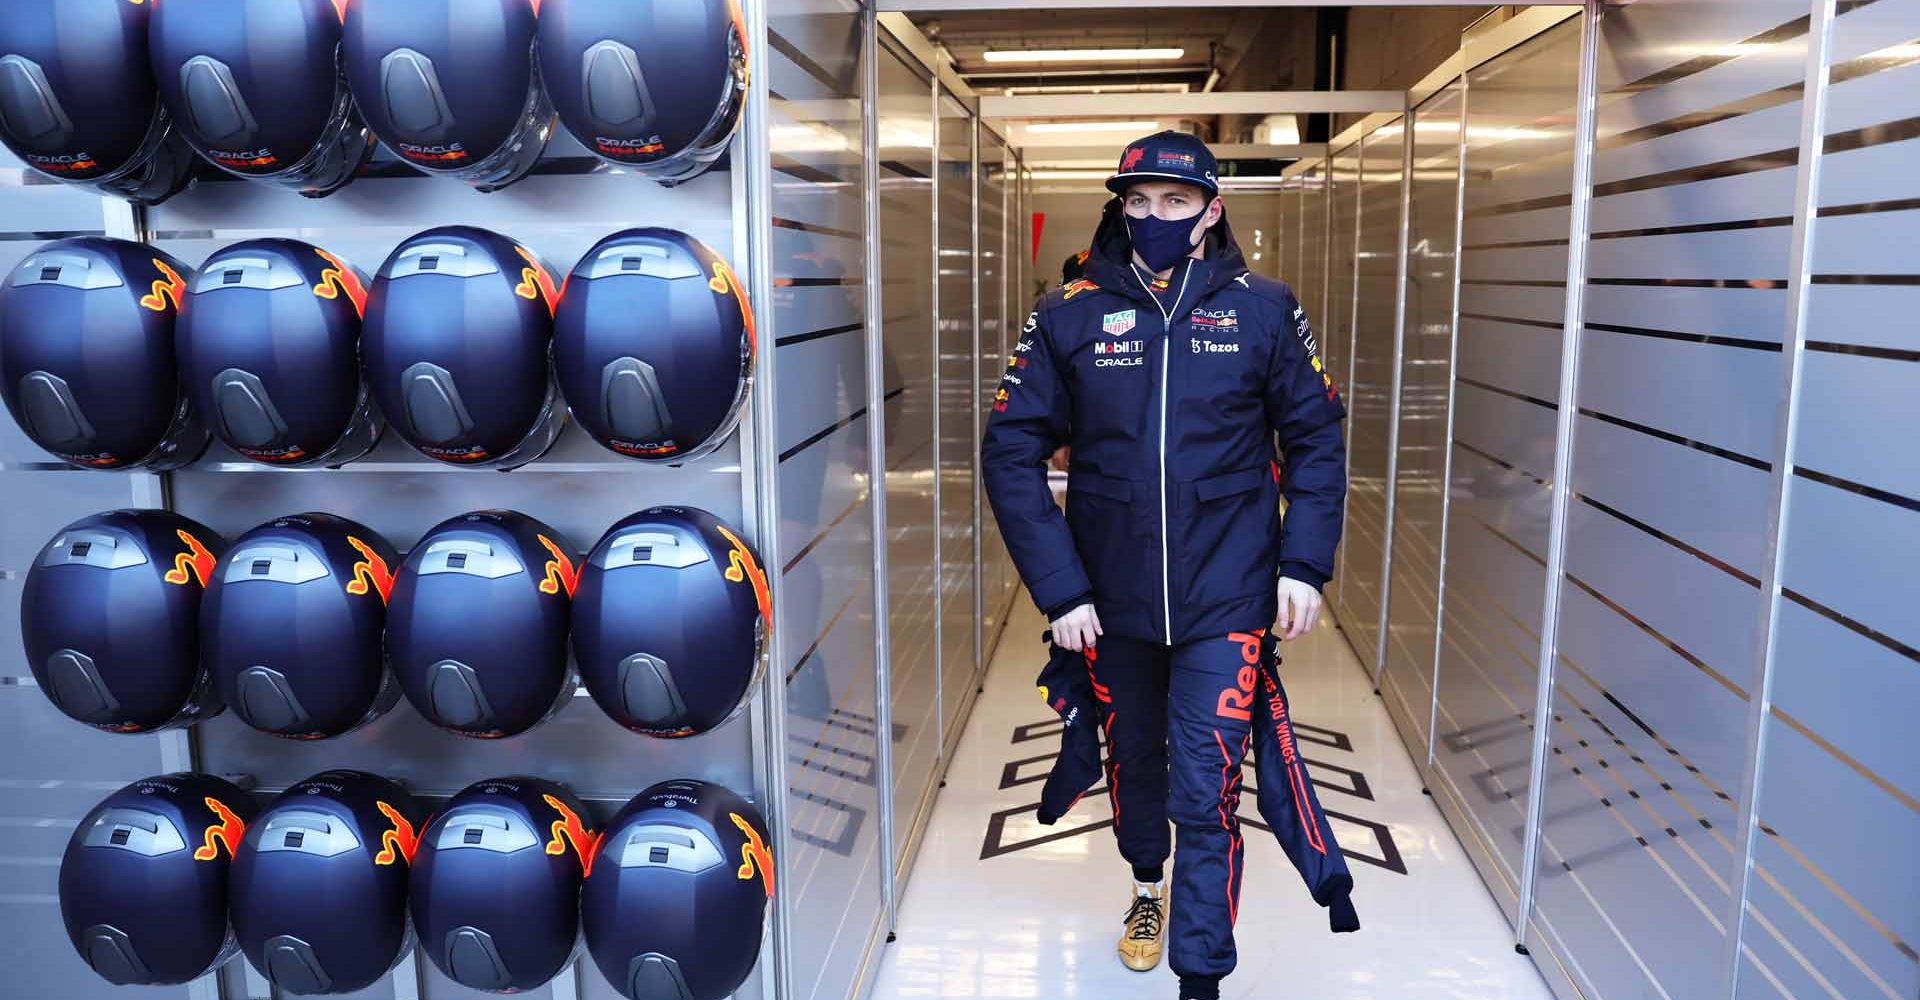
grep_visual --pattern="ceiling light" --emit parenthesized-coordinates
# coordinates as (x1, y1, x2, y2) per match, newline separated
(982, 47, 1185, 64)
(1024, 121, 1162, 134)
(1029, 169, 1114, 180)
(1002, 82, 1191, 96)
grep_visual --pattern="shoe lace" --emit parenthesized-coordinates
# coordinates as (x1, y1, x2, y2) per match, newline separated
(1124, 892, 1164, 941)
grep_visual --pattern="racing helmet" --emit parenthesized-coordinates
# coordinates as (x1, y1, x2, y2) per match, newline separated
(22, 510, 225, 733)
(362, 226, 565, 469)
(388, 511, 578, 738)
(580, 780, 772, 1000)
(202, 513, 401, 739)
(230, 770, 427, 996)
(537, 0, 748, 184)
(0, 238, 208, 471)
(573, 507, 768, 738)
(177, 239, 383, 467)
(343, 0, 553, 192)
(0, 0, 196, 204)
(59, 773, 257, 986)
(150, 0, 375, 197)
(410, 777, 595, 993)
(553, 229, 753, 463)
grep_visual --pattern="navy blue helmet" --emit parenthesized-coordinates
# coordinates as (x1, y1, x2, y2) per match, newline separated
(411, 777, 596, 992)
(202, 513, 400, 739)
(362, 226, 566, 469)
(343, 0, 553, 191)
(388, 510, 578, 738)
(0, 238, 208, 470)
(573, 507, 768, 738)
(537, 0, 747, 183)
(0, 0, 196, 203)
(177, 239, 383, 467)
(230, 770, 427, 995)
(581, 779, 772, 1000)
(59, 773, 256, 986)
(22, 510, 225, 733)
(150, 0, 374, 197)
(554, 229, 754, 463)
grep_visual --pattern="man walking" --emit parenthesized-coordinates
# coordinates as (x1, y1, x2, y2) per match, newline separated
(981, 131, 1351, 1000)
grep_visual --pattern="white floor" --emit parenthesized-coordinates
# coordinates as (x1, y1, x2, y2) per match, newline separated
(867, 596, 1557, 1000)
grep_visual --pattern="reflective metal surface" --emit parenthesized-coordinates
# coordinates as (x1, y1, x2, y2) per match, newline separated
(1382, 83, 1467, 761)
(877, 37, 942, 881)
(937, 90, 979, 759)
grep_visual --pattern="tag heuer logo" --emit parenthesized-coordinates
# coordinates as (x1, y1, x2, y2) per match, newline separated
(1102, 309, 1137, 336)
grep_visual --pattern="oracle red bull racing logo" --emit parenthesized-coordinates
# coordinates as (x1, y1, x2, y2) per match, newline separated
(542, 794, 600, 876)
(162, 530, 218, 588)
(192, 797, 246, 862)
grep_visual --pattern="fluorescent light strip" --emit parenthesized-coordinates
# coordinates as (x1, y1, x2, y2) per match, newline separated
(982, 47, 1185, 64)
(1024, 121, 1162, 134)
(1002, 83, 1192, 96)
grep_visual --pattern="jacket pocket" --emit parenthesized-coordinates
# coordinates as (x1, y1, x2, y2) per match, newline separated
(1180, 465, 1280, 607)
(1065, 471, 1149, 610)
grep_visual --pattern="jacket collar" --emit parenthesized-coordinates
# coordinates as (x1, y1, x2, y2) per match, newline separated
(1082, 197, 1251, 309)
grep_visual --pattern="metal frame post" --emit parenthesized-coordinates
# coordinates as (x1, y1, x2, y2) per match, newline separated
(1339, 140, 1364, 624)
(740, 0, 793, 995)
(929, 78, 945, 760)
(969, 114, 984, 699)
(1514, 0, 1602, 950)
(1372, 98, 1414, 689)
(1718, 0, 1835, 991)
(861, 2, 900, 937)
(1428, 70, 1471, 768)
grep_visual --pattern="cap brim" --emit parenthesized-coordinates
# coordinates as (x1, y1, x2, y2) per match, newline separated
(1104, 170, 1218, 196)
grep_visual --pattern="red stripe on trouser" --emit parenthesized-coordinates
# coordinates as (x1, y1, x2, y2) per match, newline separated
(1290, 762, 1327, 854)
(1213, 730, 1244, 926)
(1267, 675, 1328, 855)
(1088, 652, 1119, 823)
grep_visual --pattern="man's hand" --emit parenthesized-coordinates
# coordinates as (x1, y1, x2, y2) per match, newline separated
(1275, 577, 1322, 641)
(1051, 602, 1102, 652)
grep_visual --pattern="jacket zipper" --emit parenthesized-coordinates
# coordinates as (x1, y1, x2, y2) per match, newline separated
(1133, 262, 1193, 645)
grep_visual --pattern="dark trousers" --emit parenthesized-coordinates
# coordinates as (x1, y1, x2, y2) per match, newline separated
(1087, 630, 1269, 979)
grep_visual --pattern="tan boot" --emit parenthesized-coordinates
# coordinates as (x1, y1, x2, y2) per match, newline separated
(1117, 882, 1166, 971)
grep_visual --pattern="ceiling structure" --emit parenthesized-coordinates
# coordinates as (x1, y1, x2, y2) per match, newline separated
(906, 6, 1322, 177)
(910, 7, 1255, 95)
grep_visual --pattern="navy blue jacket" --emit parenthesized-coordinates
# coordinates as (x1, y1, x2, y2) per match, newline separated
(982, 202, 1348, 645)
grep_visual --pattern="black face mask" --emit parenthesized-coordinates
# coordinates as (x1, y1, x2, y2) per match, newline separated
(1125, 209, 1207, 272)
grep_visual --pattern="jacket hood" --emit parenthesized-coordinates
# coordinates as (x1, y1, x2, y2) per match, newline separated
(1083, 196, 1250, 298)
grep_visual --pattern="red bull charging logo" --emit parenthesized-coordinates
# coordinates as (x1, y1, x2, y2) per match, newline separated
(192, 797, 246, 861)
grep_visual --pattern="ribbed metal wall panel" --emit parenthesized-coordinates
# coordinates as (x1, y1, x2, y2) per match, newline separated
(936, 92, 979, 756)
(978, 130, 1016, 657)
(1382, 82, 1466, 759)
(1740, 2, 1920, 997)
(1433, 19, 1583, 913)
(1340, 128, 1406, 675)
(768, 9, 884, 1000)
(1326, 143, 1362, 627)
(875, 39, 940, 880)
